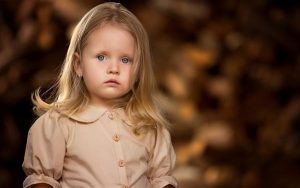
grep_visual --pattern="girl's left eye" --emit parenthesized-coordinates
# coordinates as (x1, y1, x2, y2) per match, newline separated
(121, 57, 131, 64)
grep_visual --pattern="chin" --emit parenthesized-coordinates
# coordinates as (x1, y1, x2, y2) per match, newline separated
(103, 93, 126, 99)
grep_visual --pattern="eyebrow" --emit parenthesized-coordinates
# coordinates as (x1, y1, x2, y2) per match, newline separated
(120, 53, 134, 58)
(94, 50, 134, 57)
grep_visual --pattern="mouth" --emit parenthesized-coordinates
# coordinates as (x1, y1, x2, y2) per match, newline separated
(104, 79, 120, 85)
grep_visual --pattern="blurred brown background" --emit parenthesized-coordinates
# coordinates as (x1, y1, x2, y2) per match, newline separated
(0, 0, 300, 188)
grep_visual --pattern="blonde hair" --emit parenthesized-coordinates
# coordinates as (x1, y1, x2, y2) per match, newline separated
(33, 2, 169, 133)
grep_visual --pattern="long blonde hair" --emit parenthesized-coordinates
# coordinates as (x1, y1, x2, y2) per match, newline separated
(33, 2, 169, 133)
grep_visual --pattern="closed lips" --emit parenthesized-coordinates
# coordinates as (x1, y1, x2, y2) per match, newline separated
(105, 79, 120, 84)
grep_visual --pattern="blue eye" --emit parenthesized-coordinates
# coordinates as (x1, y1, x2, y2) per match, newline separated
(97, 55, 106, 61)
(121, 57, 130, 64)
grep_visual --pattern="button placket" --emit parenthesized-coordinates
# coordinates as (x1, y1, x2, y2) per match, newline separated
(106, 109, 129, 186)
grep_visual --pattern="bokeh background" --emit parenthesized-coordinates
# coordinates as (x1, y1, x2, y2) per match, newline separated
(0, 0, 300, 187)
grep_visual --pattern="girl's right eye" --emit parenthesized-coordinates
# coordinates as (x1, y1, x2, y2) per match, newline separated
(97, 54, 106, 61)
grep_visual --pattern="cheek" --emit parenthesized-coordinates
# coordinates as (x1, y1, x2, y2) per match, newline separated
(124, 66, 136, 85)
(83, 63, 105, 76)
(82, 68, 105, 86)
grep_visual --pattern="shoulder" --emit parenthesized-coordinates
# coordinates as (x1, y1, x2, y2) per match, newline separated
(155, 125, 173, 144)
(29, 109, 73, 139)
(32, 109, 68, 127)
(143, 125, 172, 151)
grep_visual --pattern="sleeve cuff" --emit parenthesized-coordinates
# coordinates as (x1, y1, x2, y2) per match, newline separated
(23, 174, 61, 188)
(150, 175, 178, 188)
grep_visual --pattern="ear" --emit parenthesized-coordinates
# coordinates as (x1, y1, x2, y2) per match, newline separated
(73, 52, 83, 77)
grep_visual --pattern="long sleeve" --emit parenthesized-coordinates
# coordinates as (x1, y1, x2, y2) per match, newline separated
(148, 126, 178, 188)
(22, 111, 66, 188)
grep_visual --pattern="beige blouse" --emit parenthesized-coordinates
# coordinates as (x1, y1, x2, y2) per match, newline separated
(22, 105, 177, 188)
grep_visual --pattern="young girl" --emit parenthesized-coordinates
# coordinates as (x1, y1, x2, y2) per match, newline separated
(22, 2, 177, 188)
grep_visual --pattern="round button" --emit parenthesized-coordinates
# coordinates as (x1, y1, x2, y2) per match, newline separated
(113, 134, 120, 142)
(118, 160, 125, 167)
(108, 112, 114, 120)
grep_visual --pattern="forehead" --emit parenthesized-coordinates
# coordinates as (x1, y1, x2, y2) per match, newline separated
(87, 23, 134, 45)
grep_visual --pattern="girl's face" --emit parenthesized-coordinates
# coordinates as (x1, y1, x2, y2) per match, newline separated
(75, 23, 136, 107)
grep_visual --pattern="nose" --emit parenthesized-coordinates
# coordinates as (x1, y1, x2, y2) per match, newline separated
(106, 59, 119, 75)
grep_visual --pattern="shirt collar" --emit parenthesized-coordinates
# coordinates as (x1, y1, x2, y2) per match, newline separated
(68, 105, 127, 123)
(68, 105, 107, 123)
